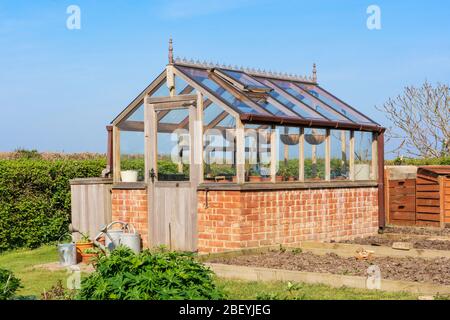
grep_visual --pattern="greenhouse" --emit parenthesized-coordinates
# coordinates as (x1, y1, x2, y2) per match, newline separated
(92, 42, 385, 253)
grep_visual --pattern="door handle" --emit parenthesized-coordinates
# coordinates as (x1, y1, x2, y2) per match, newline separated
(149, 168, 156, 183)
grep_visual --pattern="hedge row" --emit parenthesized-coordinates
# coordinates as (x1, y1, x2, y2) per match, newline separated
(0, 159, 106, 252)
(385, 157, 450, 166)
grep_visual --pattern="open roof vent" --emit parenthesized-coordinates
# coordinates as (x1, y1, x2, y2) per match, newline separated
(212, 68, 272, 95)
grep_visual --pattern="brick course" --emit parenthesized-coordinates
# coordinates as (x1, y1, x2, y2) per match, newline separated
(111, 189, 148, 248)
(197, 188, 379, 253)
(110, 187, 379, 254)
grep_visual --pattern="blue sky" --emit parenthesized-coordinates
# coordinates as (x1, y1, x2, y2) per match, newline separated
(0, 0, 449, 153)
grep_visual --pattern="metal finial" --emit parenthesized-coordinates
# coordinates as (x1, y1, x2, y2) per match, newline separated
(168, 38, 174, 64)
(312, 63, 317, 82)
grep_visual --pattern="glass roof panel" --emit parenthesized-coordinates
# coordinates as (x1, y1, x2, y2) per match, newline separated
(257, 79, 324, 119)
(176, 66, 262, 115)
(273, 80, 350, 122)
(218, 69, 271, 91)
(217, 114, 236, 128)
(296, 84, 374, 124)
(255, 98, 289, 116)
(203, 101, 224, 124)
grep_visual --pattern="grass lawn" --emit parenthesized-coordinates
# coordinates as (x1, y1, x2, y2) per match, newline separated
(0, 246, 418, 299)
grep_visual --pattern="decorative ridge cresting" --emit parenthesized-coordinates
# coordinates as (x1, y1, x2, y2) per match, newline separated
(173, 56, 317, 83)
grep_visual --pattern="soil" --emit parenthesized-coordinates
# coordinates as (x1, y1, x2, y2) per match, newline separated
(209, 251, 450, 285)
(384, 226, 450, 236)
(340, 235, 450, 251)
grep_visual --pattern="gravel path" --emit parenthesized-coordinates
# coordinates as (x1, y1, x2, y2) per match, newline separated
(209, 251, 450, 285)
(384, 226, 450, 236)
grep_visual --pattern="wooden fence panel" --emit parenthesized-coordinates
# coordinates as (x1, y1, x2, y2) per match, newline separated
(70, 178, 113, 240)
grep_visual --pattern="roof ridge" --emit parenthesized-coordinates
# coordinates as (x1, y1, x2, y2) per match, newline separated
(174, 56, 316, 83)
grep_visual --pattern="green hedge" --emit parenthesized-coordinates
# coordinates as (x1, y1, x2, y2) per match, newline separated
(0, 159, 106, 252)
(385, 157, 450, 166)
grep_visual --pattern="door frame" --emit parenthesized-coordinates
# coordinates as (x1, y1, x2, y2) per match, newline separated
(144, 94, 199, 251)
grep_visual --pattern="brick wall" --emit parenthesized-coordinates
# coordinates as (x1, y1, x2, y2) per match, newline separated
(197, 188, 379, 253)
(111, 188, 148, 248)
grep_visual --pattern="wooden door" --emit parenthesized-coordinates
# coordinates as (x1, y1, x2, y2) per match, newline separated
(145, 99, 198, 251)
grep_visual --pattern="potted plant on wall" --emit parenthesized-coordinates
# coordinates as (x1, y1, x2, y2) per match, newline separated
(81, 247, 101, 264)
(248, 167, 262, 182)
(76, 233, 93, 263)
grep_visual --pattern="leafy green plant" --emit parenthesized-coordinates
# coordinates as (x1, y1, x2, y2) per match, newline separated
(82, 248, 100, 254)
(0, 268, 22, 300)
(77, 233, 91, 244)
(77, 247, 225, 300)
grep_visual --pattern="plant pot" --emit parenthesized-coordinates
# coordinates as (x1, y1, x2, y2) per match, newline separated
(76, 242, 93, 263)
(355, 164, 370, 180)
(275, 176, 283, 182)
(231, 176, 237, 183)
(288, 176, 296, 182)
(80, 253, 98, 264)
(248, 175, 262, 182)
(120, 170, 138, 182)
(261, 176, 271, 182)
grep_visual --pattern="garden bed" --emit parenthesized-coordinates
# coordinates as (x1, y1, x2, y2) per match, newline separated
(208, 251, 450, 285)
(384, 226, 450, 236)
(340, 235, 450, 251)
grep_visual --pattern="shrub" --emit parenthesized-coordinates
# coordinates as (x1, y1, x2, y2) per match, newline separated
(0, 157, 105, 251)
(77, 247, 225, 300)
(0, 268, 21, 300)
(386, 157, 450, 166)
(41, 280, 76, 300)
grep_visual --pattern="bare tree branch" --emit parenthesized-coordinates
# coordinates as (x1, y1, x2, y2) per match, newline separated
(376, 81, 450, 158)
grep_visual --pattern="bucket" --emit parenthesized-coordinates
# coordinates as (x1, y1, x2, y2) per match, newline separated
(105, 229, 123, 251)
(120, 232, 141, 253)
(355, 164, 371, 180)
(57, 234, 77, 267)
(120, 170, 138, 182)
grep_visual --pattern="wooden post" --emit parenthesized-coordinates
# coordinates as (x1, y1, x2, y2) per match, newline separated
(349, 130, 355, 181)
(377, 131, 386, 229)
(325, 129, 331, 181)
(112, 125, 121, 182)
(371, 133, 378, 181)
(166, 65, 175, 97)
(299, 127, 304, 181)
(195, 92, 204, 184)
(235, 118, 245, 183)
(189, 105, 197, 184)
(270, 126, 277, 182)
(341, 130, 347, 172)
(145, 100, 158, 178)
(106, 125, 113, 174)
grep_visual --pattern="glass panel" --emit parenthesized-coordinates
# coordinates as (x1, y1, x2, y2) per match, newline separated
(354, 131, 373, 181)
(177, 66, 261, 114)
(330, 130, 350, 180)
(258, 79, 325, 119)
(156, 109, 190, 181)
(203, 100, 223, 125)
(120, 131, 145, 182)
(274, 80, 349, 121)
(159, 108, 189, 124)
(277, 126, 300, 181)
(298, 84, 373, 123)
(203, 128, 236, 183)
(203, 101, 236, 182)
(245, 125, 272, 182)
(218, 69, 270, 90)
(304, 128, 326, 180)
(150, 83, 170, 97)
(175, 75, 193, 95)
(255, 98, 289, 116)
(126, 102, 144, 122)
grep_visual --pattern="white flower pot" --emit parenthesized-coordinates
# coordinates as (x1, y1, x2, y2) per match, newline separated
(355, 164, 370, 180)
(120, 170, 138, 182)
